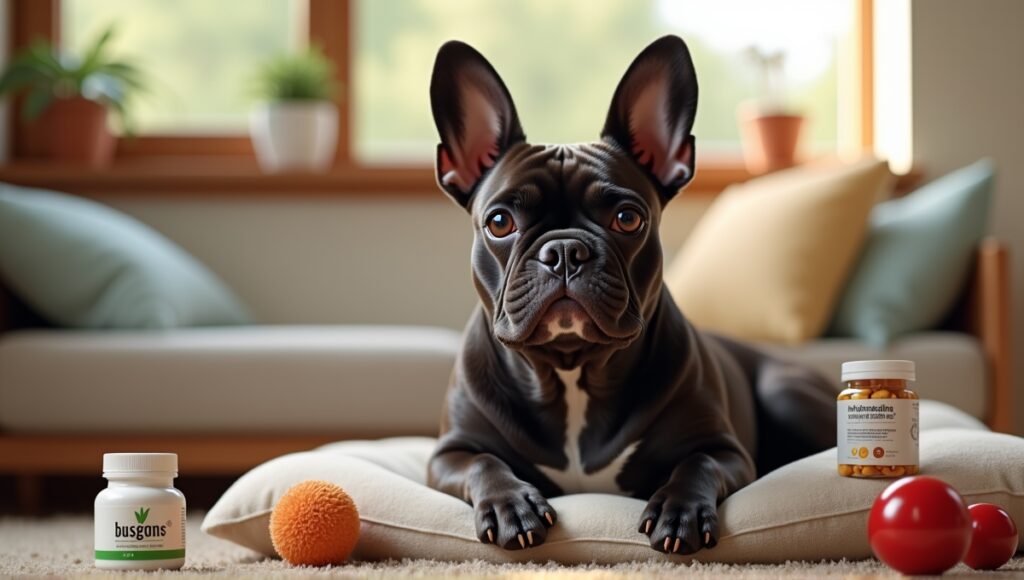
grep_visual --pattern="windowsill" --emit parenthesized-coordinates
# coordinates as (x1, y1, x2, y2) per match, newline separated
(0, 157, 921, 197)
(0, 156, 755, 197)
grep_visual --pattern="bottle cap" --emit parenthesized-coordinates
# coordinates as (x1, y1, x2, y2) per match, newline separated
(103, 453, 178, 477)
(841, 360, 916, 383)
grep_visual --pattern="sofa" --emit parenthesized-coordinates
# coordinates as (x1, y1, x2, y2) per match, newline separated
(0, 236, 1011, 514)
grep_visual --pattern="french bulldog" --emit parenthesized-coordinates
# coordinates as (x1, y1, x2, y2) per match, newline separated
(427, 35, 837, 555)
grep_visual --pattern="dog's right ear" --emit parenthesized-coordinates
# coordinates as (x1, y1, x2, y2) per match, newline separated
(601, 35, 699, 200)
(430, 41, 525, 209)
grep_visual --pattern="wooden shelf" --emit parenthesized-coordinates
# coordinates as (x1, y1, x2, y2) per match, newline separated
(0, 157, 756, 197)
(0, 157, 922, 198)
(0, 158, 438, 196)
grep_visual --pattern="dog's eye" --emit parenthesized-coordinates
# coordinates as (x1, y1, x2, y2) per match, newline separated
(611, 208, 644, 234)
(486, 211, 517, 238)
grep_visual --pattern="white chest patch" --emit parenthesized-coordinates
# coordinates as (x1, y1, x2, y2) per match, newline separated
(536, 367, 638, 494)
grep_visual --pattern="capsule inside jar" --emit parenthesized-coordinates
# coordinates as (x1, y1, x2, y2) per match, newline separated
(836, 361, 919, 478)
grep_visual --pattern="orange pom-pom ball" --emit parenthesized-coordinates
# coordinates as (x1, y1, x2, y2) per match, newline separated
(269, 480, 360, 566)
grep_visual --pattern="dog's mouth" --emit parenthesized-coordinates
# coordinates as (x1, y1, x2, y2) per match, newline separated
(516, 288, 638, 349)
(512, 296, 610, 368)
(525, 297, 595, 345)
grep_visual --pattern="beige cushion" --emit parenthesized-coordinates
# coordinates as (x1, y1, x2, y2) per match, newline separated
(202, 401, 1021, 564)
(761, 332, 989, 420)
(666, 159, 893, 344)
(0, 326, 460, 433)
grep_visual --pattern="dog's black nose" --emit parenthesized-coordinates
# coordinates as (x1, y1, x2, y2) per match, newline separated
(538, 239, 591, 278)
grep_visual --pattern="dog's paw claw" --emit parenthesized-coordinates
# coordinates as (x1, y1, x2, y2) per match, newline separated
(640, 518, 652, 535)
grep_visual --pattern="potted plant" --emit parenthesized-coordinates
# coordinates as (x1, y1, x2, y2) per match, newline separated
(737, 47, 805, 174)
(250, 47, 338, 173)
(0, 27, 145, 167)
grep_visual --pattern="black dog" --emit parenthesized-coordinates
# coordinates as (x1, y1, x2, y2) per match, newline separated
(427, 35, 837, 555)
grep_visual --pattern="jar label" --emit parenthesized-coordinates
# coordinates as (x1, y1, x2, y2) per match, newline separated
(837, 399, 919, 466)
(95, 504, 185, 560)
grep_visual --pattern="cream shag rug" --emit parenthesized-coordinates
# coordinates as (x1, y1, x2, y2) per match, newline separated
(1, 514, 1020, 578)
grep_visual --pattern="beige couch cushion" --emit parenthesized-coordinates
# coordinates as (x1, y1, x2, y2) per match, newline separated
(202, 401, 1020, 564)
(0, 326, 460, 433)
(665, 158, 893, 344)
(760, 332, 988, 420)
(0, 326, 987, 434)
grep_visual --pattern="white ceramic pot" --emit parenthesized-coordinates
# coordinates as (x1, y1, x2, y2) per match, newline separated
(250, 100, 338, 172)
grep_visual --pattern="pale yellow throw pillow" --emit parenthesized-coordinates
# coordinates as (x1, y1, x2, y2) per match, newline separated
(665, 159, 893, 344)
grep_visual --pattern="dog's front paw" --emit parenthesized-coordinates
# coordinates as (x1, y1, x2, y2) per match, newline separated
(638, 484, 718, 555)
(474, 483, 556, 550)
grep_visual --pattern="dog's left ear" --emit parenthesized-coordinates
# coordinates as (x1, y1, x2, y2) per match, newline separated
(601, 35, 698, 200)
(430, 41, 526, 208)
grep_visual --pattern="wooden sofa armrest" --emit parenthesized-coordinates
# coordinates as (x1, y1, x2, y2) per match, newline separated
(965, 238, 1013, 432)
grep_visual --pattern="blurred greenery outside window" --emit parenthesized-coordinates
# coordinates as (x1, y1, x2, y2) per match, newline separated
(61, 0, 307, 134)
(61, 0, 852, 164)
(354, 0, 852, 163)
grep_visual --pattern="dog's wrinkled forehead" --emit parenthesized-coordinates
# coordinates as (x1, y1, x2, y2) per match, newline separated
(469, 142, 658, 216)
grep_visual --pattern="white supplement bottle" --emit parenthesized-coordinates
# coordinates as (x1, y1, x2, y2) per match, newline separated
(836, 360, 920, 478)
(94, 453, 186, 570)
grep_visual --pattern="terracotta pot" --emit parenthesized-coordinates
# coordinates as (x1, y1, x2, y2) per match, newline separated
(739, 112, 804, 174)
(43, 97, 116, 167)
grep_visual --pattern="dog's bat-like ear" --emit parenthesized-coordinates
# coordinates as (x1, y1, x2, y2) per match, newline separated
(430, 41, 525, 209)
(601, 35, 698, 201)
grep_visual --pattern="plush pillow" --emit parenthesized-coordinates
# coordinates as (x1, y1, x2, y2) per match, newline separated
(828, 160, 994, 346)
(202, 401, 1023, 565)
(664, 159, 892, 345)
(0, 183, 250, 328)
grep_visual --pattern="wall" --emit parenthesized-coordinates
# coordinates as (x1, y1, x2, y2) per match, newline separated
(908, 0, 1024, 433)
(99, 194, 709, 331)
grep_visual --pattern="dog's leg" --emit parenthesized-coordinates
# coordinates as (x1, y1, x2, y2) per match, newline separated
(429, 448, 556, 550)
(637, 447, 752, 554)
(755, 359, 838, 473)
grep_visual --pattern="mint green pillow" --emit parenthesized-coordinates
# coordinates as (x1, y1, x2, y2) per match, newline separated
(829, 160, 993, 346)
(0, 183, 250, 329)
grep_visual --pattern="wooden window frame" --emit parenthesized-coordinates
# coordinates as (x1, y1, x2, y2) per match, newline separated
(8, 0, 348, 160)
(3, 0, 887, 196)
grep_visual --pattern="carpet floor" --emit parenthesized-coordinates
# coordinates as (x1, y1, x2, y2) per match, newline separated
(2, 514, 1021, 578)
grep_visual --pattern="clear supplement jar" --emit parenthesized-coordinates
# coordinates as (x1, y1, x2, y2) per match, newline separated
(837, 360, 920, 478)
(94, 453, 186, 570)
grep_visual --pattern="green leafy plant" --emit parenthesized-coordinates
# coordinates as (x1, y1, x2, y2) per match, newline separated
(252, 46, 337, 102)
(0, 25, 146, 128)
(134, 507, 150, 524)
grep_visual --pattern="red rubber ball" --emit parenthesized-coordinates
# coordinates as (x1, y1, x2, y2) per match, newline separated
(964, 503, 1019, 570)
(868, 476, 972, 575)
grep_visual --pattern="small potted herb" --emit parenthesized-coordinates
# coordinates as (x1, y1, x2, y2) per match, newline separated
(737, 46, 805, 174)
(250, 47, 338, 173)
(0, 26, 145, 167)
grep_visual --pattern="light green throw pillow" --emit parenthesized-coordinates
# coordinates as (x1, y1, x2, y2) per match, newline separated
(0, 183, 251, 329)
(829, 160, 994, 346)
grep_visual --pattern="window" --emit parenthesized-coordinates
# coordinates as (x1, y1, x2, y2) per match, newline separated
(354, 0, 852, 164)
(61, 0, 308, 135)
(6, 0, 873, 193)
